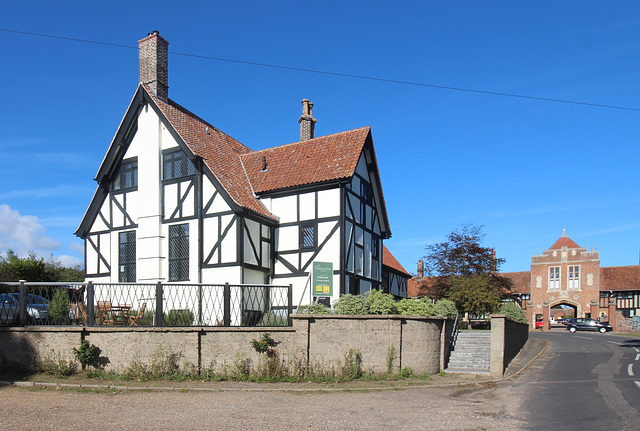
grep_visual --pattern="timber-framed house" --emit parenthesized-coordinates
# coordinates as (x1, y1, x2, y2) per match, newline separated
(75, 32, 398, 305)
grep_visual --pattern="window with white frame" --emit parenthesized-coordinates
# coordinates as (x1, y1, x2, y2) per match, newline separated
(568, 265, 580, 290)
(549, 267, 560, 290)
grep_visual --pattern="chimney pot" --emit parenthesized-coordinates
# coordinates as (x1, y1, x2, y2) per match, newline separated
(139, 31, 169, 101)
(298, 99, 317, 141)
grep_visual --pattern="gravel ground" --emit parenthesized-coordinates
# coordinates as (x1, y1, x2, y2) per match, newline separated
(0, 377, 527, 430)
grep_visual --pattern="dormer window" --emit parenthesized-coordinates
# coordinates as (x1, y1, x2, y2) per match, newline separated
(163, 150, 195, 180)
(113, 158, 138, 191)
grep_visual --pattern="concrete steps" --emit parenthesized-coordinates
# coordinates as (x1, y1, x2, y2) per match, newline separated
(446, 330, 491, 374)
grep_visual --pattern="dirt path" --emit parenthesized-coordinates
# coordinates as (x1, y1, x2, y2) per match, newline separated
(0, 380, 527, 430)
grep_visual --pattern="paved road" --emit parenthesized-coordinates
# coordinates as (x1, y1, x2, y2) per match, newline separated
(498, 330, 640, 430)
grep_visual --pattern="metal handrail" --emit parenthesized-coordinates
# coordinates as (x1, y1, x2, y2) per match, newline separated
(450, 310, 460, 350)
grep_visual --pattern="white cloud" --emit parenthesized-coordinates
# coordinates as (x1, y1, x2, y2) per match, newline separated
(0, 204, 61, 257)
(55, 254, 83, 268)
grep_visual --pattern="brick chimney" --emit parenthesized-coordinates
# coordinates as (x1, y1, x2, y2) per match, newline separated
(298, 99, 317, 141)
(139, 31, 169, 101)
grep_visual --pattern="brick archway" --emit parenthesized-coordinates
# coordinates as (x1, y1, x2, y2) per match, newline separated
(549, 299, 579, 321)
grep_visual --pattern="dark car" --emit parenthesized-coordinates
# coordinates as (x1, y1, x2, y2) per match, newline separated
(566, 318, 612, 333)
(0, 293, 49, 324)
(563, 318, 575, 326)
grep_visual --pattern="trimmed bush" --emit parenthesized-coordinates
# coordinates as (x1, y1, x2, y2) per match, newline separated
(366, 290, 397, 315)
(433, 299, 458, 318)
(498, 302, 528, 323)
(298, 302, 330, 314)
(397, 297, 435, 316)
(333, 294, 368, 315)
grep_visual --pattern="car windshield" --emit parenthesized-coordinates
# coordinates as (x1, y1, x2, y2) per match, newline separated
(26, 294, 49, 306)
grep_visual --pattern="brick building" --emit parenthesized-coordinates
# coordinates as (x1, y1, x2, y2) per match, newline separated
(502, 229, 640, 331)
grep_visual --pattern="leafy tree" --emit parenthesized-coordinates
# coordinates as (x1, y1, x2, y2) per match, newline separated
(0, 251, 50, 281)
(423, 224, 512, 323)
(447, 274, 501, 317)
(0, 250, 83, 282)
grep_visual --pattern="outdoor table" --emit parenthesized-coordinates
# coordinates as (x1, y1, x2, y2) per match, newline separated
(109, 304, 132, 325)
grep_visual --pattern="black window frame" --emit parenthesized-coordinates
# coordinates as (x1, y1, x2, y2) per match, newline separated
(169, 223, 190, 281)
(118, 230, 136, 282)
(300, 224, 316, 249)
(163, 150, 195, 181)
(112, 157, 138, 191)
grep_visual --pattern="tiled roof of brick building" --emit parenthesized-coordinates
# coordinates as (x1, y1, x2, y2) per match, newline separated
(549, 228, 581, 250)
(382, 245, 411, 277)
(500, 271, 531, 294)
(240, 127, 370, 194)
(601, 266, 640, 291)
(407, 276, 437, 298)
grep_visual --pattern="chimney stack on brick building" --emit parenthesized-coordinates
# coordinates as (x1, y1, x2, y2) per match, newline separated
(298, 99, 317, 141)
(139, 31, 169, 101)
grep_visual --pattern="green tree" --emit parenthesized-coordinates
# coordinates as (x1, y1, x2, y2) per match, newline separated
(0, 250, 84, 282)
(0, 251, 51, 281)
(424, 224, 512, 324)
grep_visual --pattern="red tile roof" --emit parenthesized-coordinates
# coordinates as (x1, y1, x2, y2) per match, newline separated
(382, 245, 411, 277)
(601, 266, 640, 291)
(407, 276, 437, 298)
(500, 271, 531, 294)
(146, 86, 374, 220)
(549, 230, 581, 250)
(240, 127, 370, 193)
(145, 86, 275, 219)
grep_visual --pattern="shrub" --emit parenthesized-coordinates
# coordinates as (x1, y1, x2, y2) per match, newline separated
(164, 309, 194, 326)
(49, 288, 70, 324)
(396, 298, 435, 316)
(333, 294, 368, 315)
(298, 302, 330, 314)
(433, 299, 458, 318)
(72, 340, 101, 370)
(366, 290, 397, 315)
(499, 302, 528, 323)
(256, 310, 289, 326)
(338, 349, 363, 381)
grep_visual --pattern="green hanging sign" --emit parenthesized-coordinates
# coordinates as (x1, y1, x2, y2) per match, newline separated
(313, 262, 333, 297)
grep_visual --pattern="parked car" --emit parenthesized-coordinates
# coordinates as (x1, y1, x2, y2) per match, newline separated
(535, 318, 551, 329)
(566, 318, 613, 333)
(0, 293, 49, 324)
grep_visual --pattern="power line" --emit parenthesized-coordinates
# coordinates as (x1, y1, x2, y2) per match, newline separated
(2, 27, 640, 113)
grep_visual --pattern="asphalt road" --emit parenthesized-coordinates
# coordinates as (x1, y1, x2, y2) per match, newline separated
(499, 330, 640, 430)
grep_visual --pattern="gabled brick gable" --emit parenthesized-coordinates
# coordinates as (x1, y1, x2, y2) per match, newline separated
(549, 235, 581, 250)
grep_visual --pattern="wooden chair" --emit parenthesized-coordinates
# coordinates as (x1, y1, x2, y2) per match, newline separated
(128, 303, 146, 326)
(76, 302, 88, 324)
(97, 301, 113, 325)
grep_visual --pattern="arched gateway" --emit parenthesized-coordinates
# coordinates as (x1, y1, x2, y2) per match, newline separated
(501, 229, 640, 331)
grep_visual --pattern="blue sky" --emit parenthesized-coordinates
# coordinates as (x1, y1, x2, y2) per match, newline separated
(1, 1, 639, 274)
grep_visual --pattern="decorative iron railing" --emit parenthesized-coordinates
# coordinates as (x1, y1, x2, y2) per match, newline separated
(0, 281, 292, 327)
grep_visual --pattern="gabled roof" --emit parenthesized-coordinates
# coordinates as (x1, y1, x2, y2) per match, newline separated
(549, 228, 581, 250)
(144, 85, 274, 220)
(382, 245, 411, 278)
(240, 127, 370, 194)
(77, 85, 392, 237)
